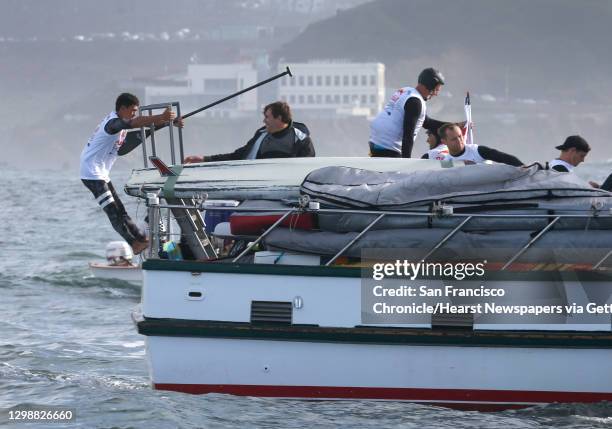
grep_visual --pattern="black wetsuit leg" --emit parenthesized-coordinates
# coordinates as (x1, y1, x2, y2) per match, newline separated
(601, 173, 612, 191)
(82, 179, 146, 245)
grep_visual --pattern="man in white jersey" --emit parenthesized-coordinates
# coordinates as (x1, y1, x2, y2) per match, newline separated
(549, 135, 603, 188)
(439, 123, 523, 166)
(421, 129, 450, 161)
(369, 67, 460, 158)
(80, 93, 180, 254)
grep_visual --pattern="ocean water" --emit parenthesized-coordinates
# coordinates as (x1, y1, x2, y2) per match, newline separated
(1, 164, 612, 429)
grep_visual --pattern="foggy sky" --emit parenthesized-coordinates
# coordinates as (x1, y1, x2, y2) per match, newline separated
(1, 0, 611, 170)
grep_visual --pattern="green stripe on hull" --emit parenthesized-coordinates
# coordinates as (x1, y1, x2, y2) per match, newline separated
(142, 259, 612, 282)
(137, 319, 612, 348)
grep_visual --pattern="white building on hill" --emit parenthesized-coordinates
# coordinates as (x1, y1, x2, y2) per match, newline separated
(145, 63, 258, 119)
(278, 61, 385, 118)
(144, 61, 386, 119)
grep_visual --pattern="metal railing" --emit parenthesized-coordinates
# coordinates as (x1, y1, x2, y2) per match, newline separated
(143, 197, 612, 271)
(139, 101, 184, 168)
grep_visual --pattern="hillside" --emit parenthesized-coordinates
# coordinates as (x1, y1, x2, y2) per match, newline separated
(2, 0, 612, 168)
(276, 0, 612, 102)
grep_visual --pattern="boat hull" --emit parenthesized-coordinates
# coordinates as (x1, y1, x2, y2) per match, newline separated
(89, 262, 142, 283)
(144, 334, 612, 410)
(135, 261, 612, 410)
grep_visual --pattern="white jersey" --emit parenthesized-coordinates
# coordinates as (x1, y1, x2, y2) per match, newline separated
(449, 144, 485, 164)
(369, 86, 426, 153)
(80, 112, 127, 182)
(549, 159, 574, 172)
(427, 144, 451, 161)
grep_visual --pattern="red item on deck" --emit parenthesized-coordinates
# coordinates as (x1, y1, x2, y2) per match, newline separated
(230, 212, 316, 235)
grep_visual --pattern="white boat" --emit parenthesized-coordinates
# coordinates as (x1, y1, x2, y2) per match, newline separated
(126, 157, 612, 411)
(89, 241, 142, 283)
(88, 262, 142, 283)
(119, 97, 612, 410)
(125, 156, 463, 201)
(136, 263, 612, 411)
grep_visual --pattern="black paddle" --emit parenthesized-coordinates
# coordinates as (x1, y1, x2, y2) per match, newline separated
(118, 67, 293, 156)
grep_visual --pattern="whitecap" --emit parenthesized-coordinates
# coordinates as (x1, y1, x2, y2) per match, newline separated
(122, 341, 145, 349)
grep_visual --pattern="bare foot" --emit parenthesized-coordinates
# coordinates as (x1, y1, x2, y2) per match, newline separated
(132, 240, 149, 255)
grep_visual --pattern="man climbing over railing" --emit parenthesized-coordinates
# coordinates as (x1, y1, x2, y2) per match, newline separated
(183, 101, 315, 162)
(80, 93, 183, 254)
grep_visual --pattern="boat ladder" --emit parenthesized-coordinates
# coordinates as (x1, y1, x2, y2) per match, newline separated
(139, 102, 217, 260)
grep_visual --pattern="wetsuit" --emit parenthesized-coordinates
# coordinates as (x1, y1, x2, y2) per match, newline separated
(369, 86, 444, 158)
(80, 112, 147, 246)
(549, 159, 574, 172)
(550, 159, 612, 191)
(449, 144, 523, 166)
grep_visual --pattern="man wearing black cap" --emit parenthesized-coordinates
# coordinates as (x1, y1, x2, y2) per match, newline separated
(549, 135, 591, 173)
(549, 135, 611, 190)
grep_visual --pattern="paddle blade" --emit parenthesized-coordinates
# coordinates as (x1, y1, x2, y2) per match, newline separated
(149, 156, 177, 177)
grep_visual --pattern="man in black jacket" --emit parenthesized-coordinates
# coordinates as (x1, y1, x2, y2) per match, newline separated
(184, 101, 314, 162)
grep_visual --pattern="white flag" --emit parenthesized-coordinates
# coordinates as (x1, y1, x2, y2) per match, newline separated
(464, 92, 474, 146)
